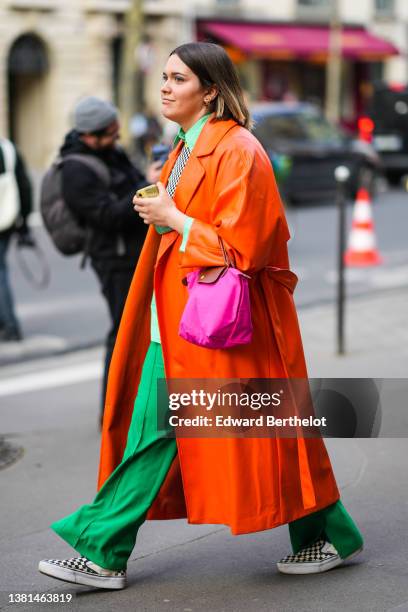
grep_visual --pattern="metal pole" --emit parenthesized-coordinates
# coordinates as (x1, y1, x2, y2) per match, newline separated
(118, 0, 143, 148)
(334, 165, 350, 355)
(325, 0, 342, 123)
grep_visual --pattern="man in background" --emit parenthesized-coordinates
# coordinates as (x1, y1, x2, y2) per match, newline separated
(60, 97, 161, 424)
(0, 138, 33, 342)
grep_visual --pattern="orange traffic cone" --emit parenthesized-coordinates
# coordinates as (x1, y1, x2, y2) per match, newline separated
(344, 188, 383, 266)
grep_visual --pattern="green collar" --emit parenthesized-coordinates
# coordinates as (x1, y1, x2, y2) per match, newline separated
(174, 113, 211, 150)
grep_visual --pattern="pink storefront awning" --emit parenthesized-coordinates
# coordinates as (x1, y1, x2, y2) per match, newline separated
(200, 21, 399, 60)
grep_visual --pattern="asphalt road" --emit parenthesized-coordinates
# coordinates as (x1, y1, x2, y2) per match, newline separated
(1, 186, 408, 610)
(0, 348, 407, 611)
(4, 187, 407, 357)
(287, 188, 408, 307)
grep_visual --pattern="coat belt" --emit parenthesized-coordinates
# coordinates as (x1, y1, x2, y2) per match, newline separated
(261, 266, 317, 510)
(264, 266, 298, 293)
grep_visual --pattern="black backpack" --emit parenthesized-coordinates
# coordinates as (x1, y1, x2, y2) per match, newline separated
(40, 153, 110, 258)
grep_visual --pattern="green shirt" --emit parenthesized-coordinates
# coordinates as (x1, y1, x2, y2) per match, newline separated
(174, 113, 212, 150)
(151, 113, 211, 344)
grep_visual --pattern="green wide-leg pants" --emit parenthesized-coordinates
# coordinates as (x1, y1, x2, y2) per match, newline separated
(52, 342, 363, 571)
(52, 342, 177, 570)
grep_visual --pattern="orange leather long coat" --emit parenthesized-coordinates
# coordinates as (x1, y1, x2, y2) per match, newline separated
(98, 118, 339, 534)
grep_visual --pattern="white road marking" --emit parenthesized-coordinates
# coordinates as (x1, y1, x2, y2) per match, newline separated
(325, 269, 368, 284)
(326, 264, 408, 288)
(16, 295, 102, 319)
(370, 267, 408, 288)
(0, 362, 102, 397)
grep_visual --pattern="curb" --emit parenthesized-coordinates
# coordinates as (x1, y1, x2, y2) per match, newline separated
(1, 285, 407, 369)
(0, 338, 104, 369)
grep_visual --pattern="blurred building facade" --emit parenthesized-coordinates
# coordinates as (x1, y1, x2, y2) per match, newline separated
(142, 0, 403, 130)
(0, 0, 126, 171)
(0, 0, 406, 169)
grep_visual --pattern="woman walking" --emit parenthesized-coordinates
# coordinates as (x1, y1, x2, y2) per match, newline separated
(39, 42, 363, 590)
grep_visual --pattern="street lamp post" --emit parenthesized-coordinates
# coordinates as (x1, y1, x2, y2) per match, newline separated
(334, 165, 350, 355)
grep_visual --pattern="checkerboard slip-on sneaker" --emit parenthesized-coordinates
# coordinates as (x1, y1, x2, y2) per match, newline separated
(38, 557, 127, 590)
(277, 539, 363, 575)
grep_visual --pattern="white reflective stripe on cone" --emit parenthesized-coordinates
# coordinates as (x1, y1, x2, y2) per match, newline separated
(347, 229, 377, 251)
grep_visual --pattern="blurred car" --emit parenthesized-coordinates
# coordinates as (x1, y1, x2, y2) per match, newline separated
(362, 82, 408, 183)
(251, 102, 381, 204)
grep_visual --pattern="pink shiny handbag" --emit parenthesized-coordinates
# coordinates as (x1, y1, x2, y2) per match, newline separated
(179, 239, 253, 349)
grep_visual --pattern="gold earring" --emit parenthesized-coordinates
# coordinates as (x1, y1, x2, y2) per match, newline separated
(204, 98, 211, 105)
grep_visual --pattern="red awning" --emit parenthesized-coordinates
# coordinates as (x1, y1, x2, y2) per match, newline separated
(200, 22, 399, 60)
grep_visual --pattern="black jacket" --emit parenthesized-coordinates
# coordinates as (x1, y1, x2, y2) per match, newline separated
(60, 131, 148, 270)
(0, 141, 32, 239)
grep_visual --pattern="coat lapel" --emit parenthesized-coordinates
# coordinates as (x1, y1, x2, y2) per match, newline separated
(173, 156, 205, 214)
(176, 118, 238, 214)
(156, 119, 239, 265)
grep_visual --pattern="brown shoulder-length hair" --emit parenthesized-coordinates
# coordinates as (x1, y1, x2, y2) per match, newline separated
(169, 42, 253, 130)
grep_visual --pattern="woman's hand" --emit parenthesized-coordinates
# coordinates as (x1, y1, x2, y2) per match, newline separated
(133, 182, 174, 226)
(133, 182, 187, 233)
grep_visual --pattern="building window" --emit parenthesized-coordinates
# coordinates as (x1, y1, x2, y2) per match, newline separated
(297, 0, 330, 21)
(298, 0, 329, 6)
(216, 0, 240, 5)
(375, 0, 394, 15)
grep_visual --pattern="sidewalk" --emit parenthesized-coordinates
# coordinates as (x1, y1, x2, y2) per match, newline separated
(298, 287, 408, 378)
(1, 285, 406, 374)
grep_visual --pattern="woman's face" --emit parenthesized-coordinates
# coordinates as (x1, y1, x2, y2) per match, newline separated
(161, 54, 211, 131)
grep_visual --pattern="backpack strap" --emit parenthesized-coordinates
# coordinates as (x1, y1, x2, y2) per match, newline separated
(59, 153, 110, 186)
(0, 139, 17, 173)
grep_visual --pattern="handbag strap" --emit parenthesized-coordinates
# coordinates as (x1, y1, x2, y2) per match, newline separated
(218, 236, 232, 268)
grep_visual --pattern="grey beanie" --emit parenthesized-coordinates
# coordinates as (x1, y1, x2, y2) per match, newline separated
(74, 96, 118, 133)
